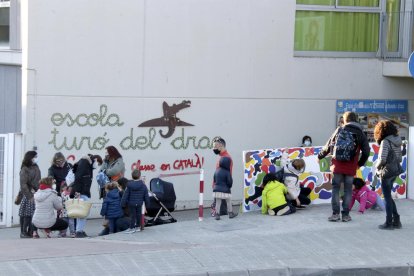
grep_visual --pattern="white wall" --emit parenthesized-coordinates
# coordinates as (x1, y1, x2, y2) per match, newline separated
(19, 0, 414, 214)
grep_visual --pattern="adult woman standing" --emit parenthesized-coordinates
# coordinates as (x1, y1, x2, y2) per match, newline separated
(101, 146, 125, 181)
(48, 152, 72, 196)
(70, 154, 102, 238)
(19, 151, 41, 238)
(374, 120, 403, 230)
(100, 146, 125, 198)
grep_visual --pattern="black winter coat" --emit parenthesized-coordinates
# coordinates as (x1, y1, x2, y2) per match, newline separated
(71, 156, 93, 198)
(213, 157, 233, 194)
(121, 180, 150, 207)
(48, 162, 72, 195)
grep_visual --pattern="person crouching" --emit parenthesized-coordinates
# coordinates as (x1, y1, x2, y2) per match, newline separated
(261, 173, 296, 216)
(32, 177, 68, 238)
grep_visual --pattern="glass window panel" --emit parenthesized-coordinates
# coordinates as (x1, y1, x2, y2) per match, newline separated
(0, 7, 10, 47)
(296, 0, 335, 5)
(294, 11, 379, 52)
(385, 0, 401, 52)
(337, 0, 379, 7)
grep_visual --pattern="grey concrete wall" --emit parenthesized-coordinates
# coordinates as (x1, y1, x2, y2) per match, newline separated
(0, 65, 21, 134)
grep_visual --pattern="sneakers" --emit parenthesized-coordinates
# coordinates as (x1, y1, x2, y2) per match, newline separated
(296, 205, 306, 210)
(276, 206, 290, 216)
(75, 231, 87, 238)
(20, 232, 31, 239)
(32, 231, 39, 239)
(123, 228, 136, 234)
(228, 212, 238, 219)
(57, 231, 67, 238)
(342, 214, 352, 222)
(39, 229, 52, 238)
(268, 209, 276, 216)
(70, 232, 76, 238)
(328, 214, 341, 222)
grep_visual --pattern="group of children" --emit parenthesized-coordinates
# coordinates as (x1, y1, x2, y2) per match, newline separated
(56, 169, 150, 237)
(259, 164, 385, 217)
(100, 169, 150, 234)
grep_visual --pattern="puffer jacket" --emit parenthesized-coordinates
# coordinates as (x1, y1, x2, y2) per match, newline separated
(20, 164, 41, 200)
(261, 181, 288, 214)
(318, 122, 370, 175)
(71, 156, 93, 198)
(349, 185, 378, 213)
(376, 134, 402, 172)
(121, 180, 150, 207)
(32, 189, 63, 228)
(100, 189, 123, 219)
(283, 163, 303, 200)
(48, 162, 72, 195)
(213, 157, 233, 194)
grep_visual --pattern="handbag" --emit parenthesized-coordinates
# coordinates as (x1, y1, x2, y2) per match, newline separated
(65, 169, 75, 187)
(14, 191, 23, 205)
(378, 140, 403, 179)
(65, 198, 92, 218)
(111, 173, 123, 182)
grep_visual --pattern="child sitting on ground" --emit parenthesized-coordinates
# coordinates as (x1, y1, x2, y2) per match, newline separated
(349, 178, 385, 213)
(100, 182, 123, 234)
(261, 173, 296, 216)
(121, 169, 150, 233)
(59, 183, 76, 238)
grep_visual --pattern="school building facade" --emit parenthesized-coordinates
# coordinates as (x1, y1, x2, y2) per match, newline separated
(0, 0, 413, 226)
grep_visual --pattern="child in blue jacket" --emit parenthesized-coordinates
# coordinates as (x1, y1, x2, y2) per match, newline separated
(121, 169, 150, 233)
(100, 182, 123, 234)
(213, 157, 238, 220)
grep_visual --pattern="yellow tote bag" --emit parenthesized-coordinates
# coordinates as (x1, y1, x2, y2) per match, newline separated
(65, 199, 92, 219)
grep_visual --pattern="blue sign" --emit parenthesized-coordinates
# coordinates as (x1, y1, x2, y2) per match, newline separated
(337, 100, 408, 113)
(409, 52, 414, 78)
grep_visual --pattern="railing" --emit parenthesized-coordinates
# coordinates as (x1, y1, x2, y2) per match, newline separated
(381, 11, 413, 60)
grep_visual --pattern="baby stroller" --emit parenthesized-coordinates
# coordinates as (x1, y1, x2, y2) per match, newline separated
(145, 178, 177, 226)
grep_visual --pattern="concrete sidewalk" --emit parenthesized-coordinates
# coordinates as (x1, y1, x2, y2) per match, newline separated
(1, 200, 414, 275)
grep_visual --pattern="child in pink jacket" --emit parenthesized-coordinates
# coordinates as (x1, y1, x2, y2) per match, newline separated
(349, 178, 385, 213)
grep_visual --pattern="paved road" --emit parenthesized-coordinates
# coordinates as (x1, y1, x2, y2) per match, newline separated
(1, 201, 414, 275)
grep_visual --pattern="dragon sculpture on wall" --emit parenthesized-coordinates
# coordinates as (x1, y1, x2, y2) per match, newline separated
(138, 100, 193, 138)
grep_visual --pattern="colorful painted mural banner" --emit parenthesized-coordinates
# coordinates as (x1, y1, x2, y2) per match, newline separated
(243, 143, 407, 212)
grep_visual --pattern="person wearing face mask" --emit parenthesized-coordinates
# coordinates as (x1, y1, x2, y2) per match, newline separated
(18, 151, 41, 238)
(99, 146, 125, 199)
(48, 152, 73, 196)
(211, 137, 235, 217)
(70, 154, 103, 238)
(32, 177, 68, 238)
(301, 136, 312, 147)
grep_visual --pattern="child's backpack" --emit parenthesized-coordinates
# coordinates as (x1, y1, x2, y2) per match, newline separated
(333, 128, 357, 161)
(274, 168, 298, 184)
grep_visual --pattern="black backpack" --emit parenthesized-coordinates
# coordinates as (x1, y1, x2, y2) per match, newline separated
(333, 127, 357, 161)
